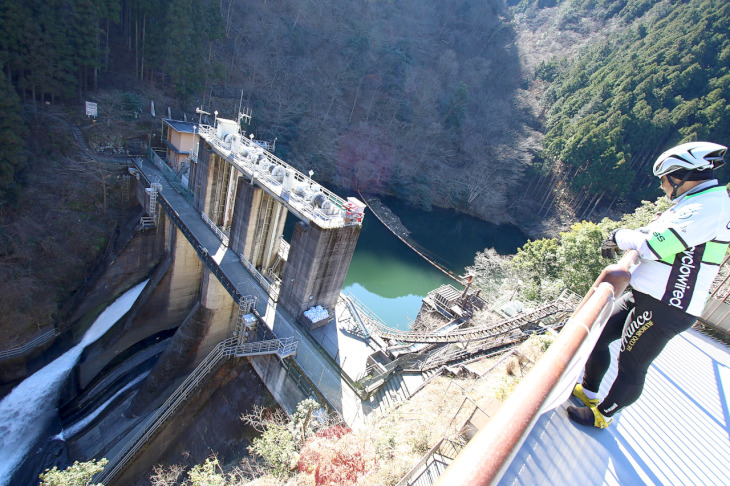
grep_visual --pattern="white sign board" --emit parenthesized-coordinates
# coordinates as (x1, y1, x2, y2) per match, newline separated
(85, 101, 98, 117)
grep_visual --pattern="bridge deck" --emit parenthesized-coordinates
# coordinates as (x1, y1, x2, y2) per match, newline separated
(498, 328, 730, 485)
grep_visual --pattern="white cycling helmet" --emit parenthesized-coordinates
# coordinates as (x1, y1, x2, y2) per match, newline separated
(653, 141, 726, 177)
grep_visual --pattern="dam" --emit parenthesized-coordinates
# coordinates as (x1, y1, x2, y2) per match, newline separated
(91, 116, 378, 483)
(0, 113, 576, 485)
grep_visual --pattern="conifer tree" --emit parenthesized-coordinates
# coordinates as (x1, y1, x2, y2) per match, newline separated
(69, 0, 102, 97)
(0, 0, 28, 83)
(36, 0, 78, 101)
(163, 0, 203, 100)
(0, 71, 28, 205)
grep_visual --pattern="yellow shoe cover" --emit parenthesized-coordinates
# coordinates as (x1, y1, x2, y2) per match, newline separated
(572, 383, 599, 407)
(589, 405, 612, 429)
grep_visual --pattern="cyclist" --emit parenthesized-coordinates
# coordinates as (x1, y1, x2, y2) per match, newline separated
(567, 141, 730, 429)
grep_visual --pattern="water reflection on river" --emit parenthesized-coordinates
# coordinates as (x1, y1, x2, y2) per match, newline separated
(341, 196, 527, 331)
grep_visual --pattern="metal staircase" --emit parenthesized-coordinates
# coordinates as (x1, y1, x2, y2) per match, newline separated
(139, 182, 161, 229)
(121, 174, 131, 202)
(236, 337, 298, 358)
(369, 373, 412, 414)
(96, 318, 298, 484)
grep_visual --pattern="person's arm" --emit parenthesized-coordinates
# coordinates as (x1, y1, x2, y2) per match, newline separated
(615, 201, 719, 261)
(614, 228, 655, 260)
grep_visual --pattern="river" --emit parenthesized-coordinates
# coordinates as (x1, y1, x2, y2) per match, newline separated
(339, 195, 528, 330)
(0, 280, 148, 485)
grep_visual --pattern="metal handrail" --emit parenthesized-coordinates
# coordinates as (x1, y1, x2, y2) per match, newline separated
(433, 250, 639, 486)
(239, 252, 279, 301)
(96, 337, 235, 483)
(201, 211, 230, 247)
(147, 147, 195, 203)
(197, 125, 359, 229)
(0, 328, 59, 360)
(236, 336, 297, 357)
(278, 236, 290, 260)
(96, 334, 297, 484)
(397, 437, 465, 486)
(359, 297, 574, 344)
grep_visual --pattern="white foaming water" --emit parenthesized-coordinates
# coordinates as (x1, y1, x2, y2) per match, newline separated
(59, 369, 150, 440)
(0, 280, 148, 485)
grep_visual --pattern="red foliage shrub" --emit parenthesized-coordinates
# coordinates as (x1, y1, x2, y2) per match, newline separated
(315, 425, 352, 440)
(298, 428, 377, 485)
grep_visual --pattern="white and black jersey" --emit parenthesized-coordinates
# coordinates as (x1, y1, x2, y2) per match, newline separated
(615, 180, 730, 317)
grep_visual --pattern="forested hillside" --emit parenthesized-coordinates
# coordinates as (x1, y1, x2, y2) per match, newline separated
(1, 0, 729, 228)
(210, 0, 537, 222)
(1, 0, 542, 226)
(527, 0, 730, 219)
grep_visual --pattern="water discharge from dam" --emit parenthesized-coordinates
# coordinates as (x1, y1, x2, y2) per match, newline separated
(0, 280, 148, 485)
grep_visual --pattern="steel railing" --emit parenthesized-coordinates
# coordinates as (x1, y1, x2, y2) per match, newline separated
(95, 335, 296, 484)
(239, 252, 279, 301)
(397, 437, 465, 486)
(201, 211, 230, 247)
(95, 337, 235, 484)
(357, 296, 575, 344)
(236, 336, 297, 358)
(0, 328, 59, 360)
(278, 236, 290, 260)
(147, 147, 195, 204)
(432, 250, 639, 486)
(196, 125, 358, 229)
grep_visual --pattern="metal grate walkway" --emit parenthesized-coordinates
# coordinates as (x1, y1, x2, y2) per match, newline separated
(498, 328, 730, 485)
(362, 299, 575, 344)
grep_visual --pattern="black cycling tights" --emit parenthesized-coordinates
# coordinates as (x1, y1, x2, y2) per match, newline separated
(582, 290, 696, 417)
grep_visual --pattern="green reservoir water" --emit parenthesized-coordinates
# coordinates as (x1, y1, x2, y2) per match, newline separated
(340, 196, 528, 330)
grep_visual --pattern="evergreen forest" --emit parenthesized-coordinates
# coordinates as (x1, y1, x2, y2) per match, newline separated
(2, 0, 729, 226)
(3, 1, 730, 484)
(533, 0, 730, 217)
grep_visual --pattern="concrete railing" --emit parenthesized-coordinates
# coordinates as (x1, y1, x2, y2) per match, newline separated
(432, 250, 639, 486)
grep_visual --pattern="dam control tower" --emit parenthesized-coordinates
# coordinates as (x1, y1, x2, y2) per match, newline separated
(185, 115, 365, 323)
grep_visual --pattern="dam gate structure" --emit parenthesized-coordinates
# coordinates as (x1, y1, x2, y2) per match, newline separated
(189, 119, 364, 320)
(124, 115, 369, 419)
(82, 114, 370, 485)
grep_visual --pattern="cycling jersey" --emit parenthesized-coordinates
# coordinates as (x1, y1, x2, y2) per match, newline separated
(614, 180, 730, 316)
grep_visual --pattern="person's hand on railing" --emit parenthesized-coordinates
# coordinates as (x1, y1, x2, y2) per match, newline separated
(600, 229, 620, 258)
